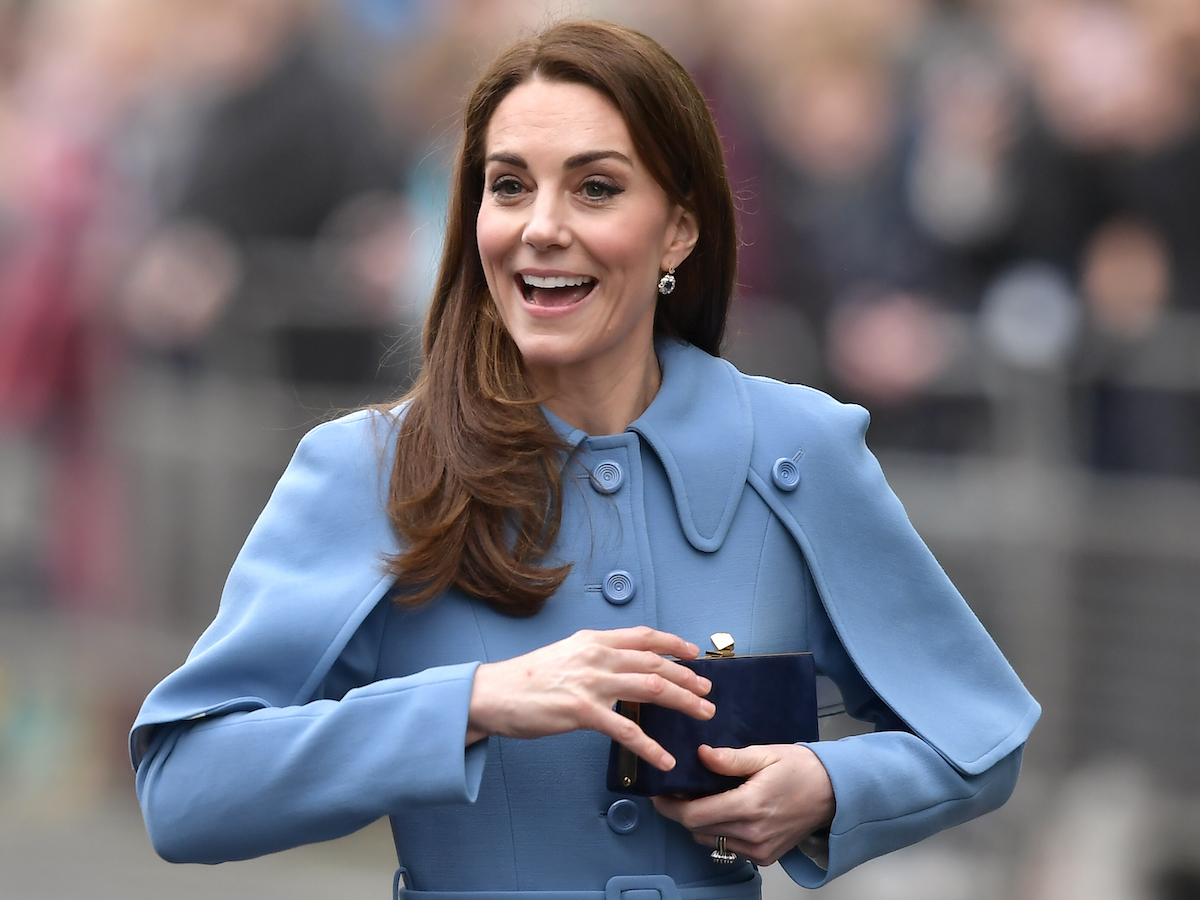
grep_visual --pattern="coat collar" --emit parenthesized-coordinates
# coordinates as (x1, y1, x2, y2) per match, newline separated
(631, 340, 753, 552)
(543, 340, 754, 553)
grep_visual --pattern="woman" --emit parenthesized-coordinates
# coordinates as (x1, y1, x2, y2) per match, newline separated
(131, 20, 1039, 897)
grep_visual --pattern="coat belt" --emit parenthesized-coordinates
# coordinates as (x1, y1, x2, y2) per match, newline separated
(394, 870, 762, 900)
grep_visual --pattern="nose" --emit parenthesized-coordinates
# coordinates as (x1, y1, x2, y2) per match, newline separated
(521, 191, 571, 251)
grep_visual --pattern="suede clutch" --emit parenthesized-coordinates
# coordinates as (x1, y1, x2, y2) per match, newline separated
(605, 635, 818, 797)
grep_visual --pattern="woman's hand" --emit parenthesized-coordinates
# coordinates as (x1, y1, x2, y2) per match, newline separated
(466, 626, 715, 772)
(651, 744, 836, 866)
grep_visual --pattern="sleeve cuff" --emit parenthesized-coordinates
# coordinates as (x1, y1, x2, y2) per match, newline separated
(344, 660, 488, 806)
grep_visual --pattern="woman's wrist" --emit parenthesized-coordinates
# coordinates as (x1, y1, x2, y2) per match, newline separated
(465, 661, 497, 746)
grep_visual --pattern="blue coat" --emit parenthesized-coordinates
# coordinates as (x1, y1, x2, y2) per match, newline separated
(131, 339, 1039, 895)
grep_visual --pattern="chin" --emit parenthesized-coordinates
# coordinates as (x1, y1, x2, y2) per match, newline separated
(512, 340, 586, 371)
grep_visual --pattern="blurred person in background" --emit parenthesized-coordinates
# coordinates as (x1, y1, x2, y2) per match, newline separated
(118, 0, 408, 391)
(105, 0, 419, 633)
(0, 0, 165, 612)
(723, 0, 998, 454)
(997, 0, 1200, 476)
(704, 0, 1200, 475)
(130, 19, 1037, 897)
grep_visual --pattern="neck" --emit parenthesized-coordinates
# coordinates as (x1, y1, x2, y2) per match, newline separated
(530, 344, 662, 437)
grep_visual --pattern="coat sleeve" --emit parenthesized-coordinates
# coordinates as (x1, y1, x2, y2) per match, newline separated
(130, 409, 488, 863)
(137, 662, 488, 863)
(742, 376, 1038, 885)
(745, 378, 1040, 774)
(780, 569, 1022, 887)
(786, 737, 1022, 886)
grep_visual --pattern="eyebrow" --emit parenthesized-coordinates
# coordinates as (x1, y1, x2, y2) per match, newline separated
(484, 150, 633, 170)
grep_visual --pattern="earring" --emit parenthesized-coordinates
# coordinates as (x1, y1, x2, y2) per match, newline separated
(657, 267, 676, 295)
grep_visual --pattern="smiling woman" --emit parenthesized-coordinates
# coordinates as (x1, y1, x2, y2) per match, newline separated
(477, 78, 698, 433)
(381, 23, 736, 617)
(130, 19, 1038, 900)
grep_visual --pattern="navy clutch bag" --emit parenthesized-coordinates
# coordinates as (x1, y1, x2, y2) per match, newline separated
(605, 634, 818, 797)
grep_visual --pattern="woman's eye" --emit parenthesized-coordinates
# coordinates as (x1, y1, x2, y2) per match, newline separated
(582, 180, 621, 200)
(490, 176, 525, 197)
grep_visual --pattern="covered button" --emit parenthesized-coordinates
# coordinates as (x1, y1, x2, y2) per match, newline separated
(606, 799, 639, 835)
(771, 457, 800, 492)
(589, 460, 625, 494)
(601, 570, 636, 605)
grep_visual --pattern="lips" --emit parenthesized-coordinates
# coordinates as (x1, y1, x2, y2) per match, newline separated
(518, 273, 597, 307)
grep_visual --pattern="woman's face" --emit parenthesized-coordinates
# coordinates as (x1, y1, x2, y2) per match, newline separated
(477, 77, 696, 383)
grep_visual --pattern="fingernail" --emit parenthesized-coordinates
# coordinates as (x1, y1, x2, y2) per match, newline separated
(662, 753, 676, 770)
(702, 700, 716, 717)
(698, 677, 712, 694)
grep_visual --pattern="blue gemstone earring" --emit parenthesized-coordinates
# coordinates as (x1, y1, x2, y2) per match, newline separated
(657, 267, 676, 295)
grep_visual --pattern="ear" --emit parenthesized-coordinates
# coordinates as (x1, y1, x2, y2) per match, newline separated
(661, 206, 700, 271)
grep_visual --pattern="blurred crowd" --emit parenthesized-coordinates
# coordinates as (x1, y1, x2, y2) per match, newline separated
(1, 0, 1199, 613)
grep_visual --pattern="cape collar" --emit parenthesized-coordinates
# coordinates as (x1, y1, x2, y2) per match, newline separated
(542, 339, 754, 553)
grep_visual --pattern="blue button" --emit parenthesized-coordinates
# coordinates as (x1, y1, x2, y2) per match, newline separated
(601, 570, 636, 605)
(771, 457, 800, 491)
(606, 799, 639, 834)
(590, 460, 625, 494)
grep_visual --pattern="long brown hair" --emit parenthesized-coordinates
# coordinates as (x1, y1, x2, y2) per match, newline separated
(384, 20, 737, 616)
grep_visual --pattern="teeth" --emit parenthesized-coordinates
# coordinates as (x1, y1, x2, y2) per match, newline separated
(522, 274, 594, 289)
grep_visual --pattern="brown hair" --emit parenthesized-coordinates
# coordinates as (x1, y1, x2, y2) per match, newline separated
(384, 20, 737, 616)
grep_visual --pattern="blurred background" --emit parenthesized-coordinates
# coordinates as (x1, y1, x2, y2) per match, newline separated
(1, 0, 1199, 897)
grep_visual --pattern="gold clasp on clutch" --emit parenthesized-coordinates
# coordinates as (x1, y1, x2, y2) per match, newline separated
(617, 702, 640, 787)
(706, 632, 735, 658)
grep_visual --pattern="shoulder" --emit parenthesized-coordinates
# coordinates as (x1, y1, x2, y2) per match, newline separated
(293, 404, 406, 464)
(281, 405, 407, 490)
(238, 404, 410, 551)
(729, 367, 871, 459)
(738, 369, 866, 425)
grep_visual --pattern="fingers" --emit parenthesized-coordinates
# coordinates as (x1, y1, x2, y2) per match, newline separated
(593, 706, 676, 772)
(650, 792, 751, 832)
(692, 831, 784, 868)
(650, 750, 772, 829)
(698, 743, 774, 777)
(578, 629, 714, 719)
(653, 744, 836, 868)
(468, 628, 720, 756)
(652, 793, 789, 868)
(653, 799, 781, 864)
(650, 793, 690, 823)
(651, 789, 741, 831)
(590, 625, 700, 660)
(606, 648, 713, 703)
(604, 671, 716, 722)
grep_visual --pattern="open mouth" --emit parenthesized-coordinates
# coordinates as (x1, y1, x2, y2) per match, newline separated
(518, 274, 597, 307)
